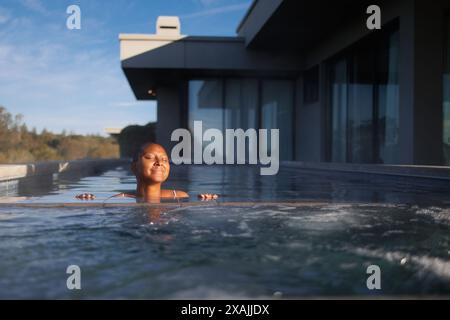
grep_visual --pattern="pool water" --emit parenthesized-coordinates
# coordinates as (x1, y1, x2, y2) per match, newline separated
(0, 165, 450, 298)
(3, 164, 450, 205)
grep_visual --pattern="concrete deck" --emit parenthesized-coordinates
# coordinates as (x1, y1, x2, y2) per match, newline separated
(0, 158, 130, 182)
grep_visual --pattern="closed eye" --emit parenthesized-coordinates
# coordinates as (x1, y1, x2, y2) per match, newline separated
(143, 154, 155, 160)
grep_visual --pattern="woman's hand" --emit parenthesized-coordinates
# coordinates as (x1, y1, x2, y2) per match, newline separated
(198, 193, 219, 201)
(75, 193, 96, 200)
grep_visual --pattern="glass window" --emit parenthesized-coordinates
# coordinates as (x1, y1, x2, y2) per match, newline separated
(348, 43, 375, 163)
(378, 30, 400, 164)
(224, 79, 258, 130)
(188, 80, 224, 159)
(189, 78, 294, 162)
(188, 79, 224, 132)
(223, 79, 259, 163)
(303, 66, 319, 105)
(330, 59, 348, 163)
(261, 80, 294, 161)
(328, 23, 399, 164)
(444, 16, 450, 165)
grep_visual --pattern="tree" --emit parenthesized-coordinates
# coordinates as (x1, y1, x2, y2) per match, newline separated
(0, 106, 119, 164)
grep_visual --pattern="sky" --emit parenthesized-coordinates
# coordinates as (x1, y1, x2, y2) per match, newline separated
(0, 0, 252, 135)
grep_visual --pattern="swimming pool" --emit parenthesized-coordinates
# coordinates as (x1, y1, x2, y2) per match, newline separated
(0, 165, 449, 298)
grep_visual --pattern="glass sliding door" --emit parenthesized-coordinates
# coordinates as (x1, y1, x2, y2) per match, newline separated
(330, 59, 348, 163)
(224, 79, 258, 130)
(223, 79, 259, 163)
(378, 30, 400, 164)
(348, 43, 375, 163)
(328, 22, 399, 164)
(444, 16, 450, 165)
(189, 78, 295, 162)
(188, 79, 224, 132)
(261, 80, 294, 161)
(190, 79, 260, 132)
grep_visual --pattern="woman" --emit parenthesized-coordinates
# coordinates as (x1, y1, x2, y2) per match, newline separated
(76, 143, 218, 202)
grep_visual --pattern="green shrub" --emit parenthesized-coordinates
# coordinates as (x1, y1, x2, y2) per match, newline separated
(0, 106, 119, 164)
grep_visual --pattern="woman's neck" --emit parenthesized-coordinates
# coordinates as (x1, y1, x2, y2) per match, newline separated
(136, 181, 162, 201)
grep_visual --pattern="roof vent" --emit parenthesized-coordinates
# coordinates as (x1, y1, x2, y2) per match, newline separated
(156, 16, 181, 36)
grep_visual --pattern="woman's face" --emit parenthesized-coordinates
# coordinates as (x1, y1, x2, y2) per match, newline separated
(134, 144, 170, 183)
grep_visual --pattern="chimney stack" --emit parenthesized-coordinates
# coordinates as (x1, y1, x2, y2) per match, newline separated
(156, 16, 181, 36)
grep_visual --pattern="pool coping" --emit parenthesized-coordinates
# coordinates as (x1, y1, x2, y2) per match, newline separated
(0, 201, 426, 209)
(2, 160, 450, 182)
(283, 162, 450, 181)
(0, 158, 130, 182)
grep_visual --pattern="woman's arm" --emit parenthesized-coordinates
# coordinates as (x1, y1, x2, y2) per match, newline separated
(75, 193, 136, 200)
(76, 191, 219, 201)
(161, 190, 219, 200)
(174, 190, 190, 198)
(161, 190, 189, 199)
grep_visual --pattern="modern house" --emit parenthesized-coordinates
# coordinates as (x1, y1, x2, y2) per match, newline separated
(120, 0, 450, 166)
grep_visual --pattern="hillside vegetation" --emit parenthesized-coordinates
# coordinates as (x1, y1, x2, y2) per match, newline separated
(0, 106, 119, 164)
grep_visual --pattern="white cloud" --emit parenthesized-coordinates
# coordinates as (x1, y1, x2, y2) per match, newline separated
(0, 13, 154, 135)
(182, 2, 250, 19)
(20, 0, 50, 15)
(197, 0, 222, 7)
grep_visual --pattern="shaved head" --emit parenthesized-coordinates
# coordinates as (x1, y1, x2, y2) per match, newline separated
(133, 143, 168, 162)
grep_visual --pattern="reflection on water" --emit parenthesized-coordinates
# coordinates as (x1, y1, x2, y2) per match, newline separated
(1, 165, 450, 206)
